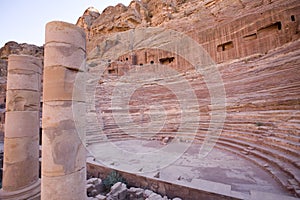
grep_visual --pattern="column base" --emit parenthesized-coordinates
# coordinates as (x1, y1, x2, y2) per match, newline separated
(0, 180, 41, 200)
(41, 168, 86, 200)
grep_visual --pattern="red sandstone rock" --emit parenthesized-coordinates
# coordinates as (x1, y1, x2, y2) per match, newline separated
(82, 1, 300, 197)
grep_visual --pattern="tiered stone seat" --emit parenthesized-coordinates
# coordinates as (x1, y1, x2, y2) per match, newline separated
(86, 35, 300, 197)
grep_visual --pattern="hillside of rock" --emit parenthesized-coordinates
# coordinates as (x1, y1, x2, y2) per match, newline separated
(77, 0, 300, 54)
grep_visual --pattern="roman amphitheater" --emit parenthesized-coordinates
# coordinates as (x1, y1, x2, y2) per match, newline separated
(0, 0, 299, 199)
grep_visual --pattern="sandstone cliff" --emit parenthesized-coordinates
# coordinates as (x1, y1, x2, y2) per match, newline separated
(77, 0, 300, 54)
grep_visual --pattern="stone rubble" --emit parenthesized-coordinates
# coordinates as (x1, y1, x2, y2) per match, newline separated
(86, 179, 183, 200)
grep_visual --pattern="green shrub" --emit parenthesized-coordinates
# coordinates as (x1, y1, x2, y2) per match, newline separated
(102, 170, 127, 191)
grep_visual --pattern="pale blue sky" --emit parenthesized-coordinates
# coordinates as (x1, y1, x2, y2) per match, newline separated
(0, 0, 132, 47)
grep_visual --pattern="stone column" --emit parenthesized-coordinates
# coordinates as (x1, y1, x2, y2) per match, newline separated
(0, 55, 42, 199)
(41, 21, 86, 200)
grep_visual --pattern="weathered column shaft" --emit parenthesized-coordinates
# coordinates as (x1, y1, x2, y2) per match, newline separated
(41, 21, 86, 200)
(0, 54, 42, 199)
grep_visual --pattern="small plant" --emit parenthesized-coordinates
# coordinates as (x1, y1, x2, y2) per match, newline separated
(102, 170, 126, 191)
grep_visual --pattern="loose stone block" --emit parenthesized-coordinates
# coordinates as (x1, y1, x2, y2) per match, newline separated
(41, 168, 86, 200)
(3, 135, 39, 165)
(43, 66, 85, 102)
(42, 101, 85, 132)
(45, 21, 86, 50)
(2, 136, 39, 191)
(5, 111, 39, 138)
(8, 54, 42, 74)
(44, 43, 86, 71)
(6, 90, 40, 111)
(7, 71, 40, 91)
(42, 129, 86, 177)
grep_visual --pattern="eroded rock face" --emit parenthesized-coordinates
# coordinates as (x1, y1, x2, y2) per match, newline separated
(76, 1, 151, 48)
(0, 41, 43, 59)
(77, 0, 300, 54)
(76, 7, 101, 41)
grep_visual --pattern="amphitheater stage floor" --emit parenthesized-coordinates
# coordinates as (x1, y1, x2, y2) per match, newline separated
(87, 139, 290, 196)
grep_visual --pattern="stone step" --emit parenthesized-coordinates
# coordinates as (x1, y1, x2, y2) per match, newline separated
(220, 132, 300, 158)
(221, 133, 299, 147)
(223, 123, 300, 139)
(214, 144, 296, 196)
(86, 126, 300, 168)
(84, 128, 300, 196)
(187, 131, 297, 188)
(203, 135, 300, 178)
(214, 140, 300, 196)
